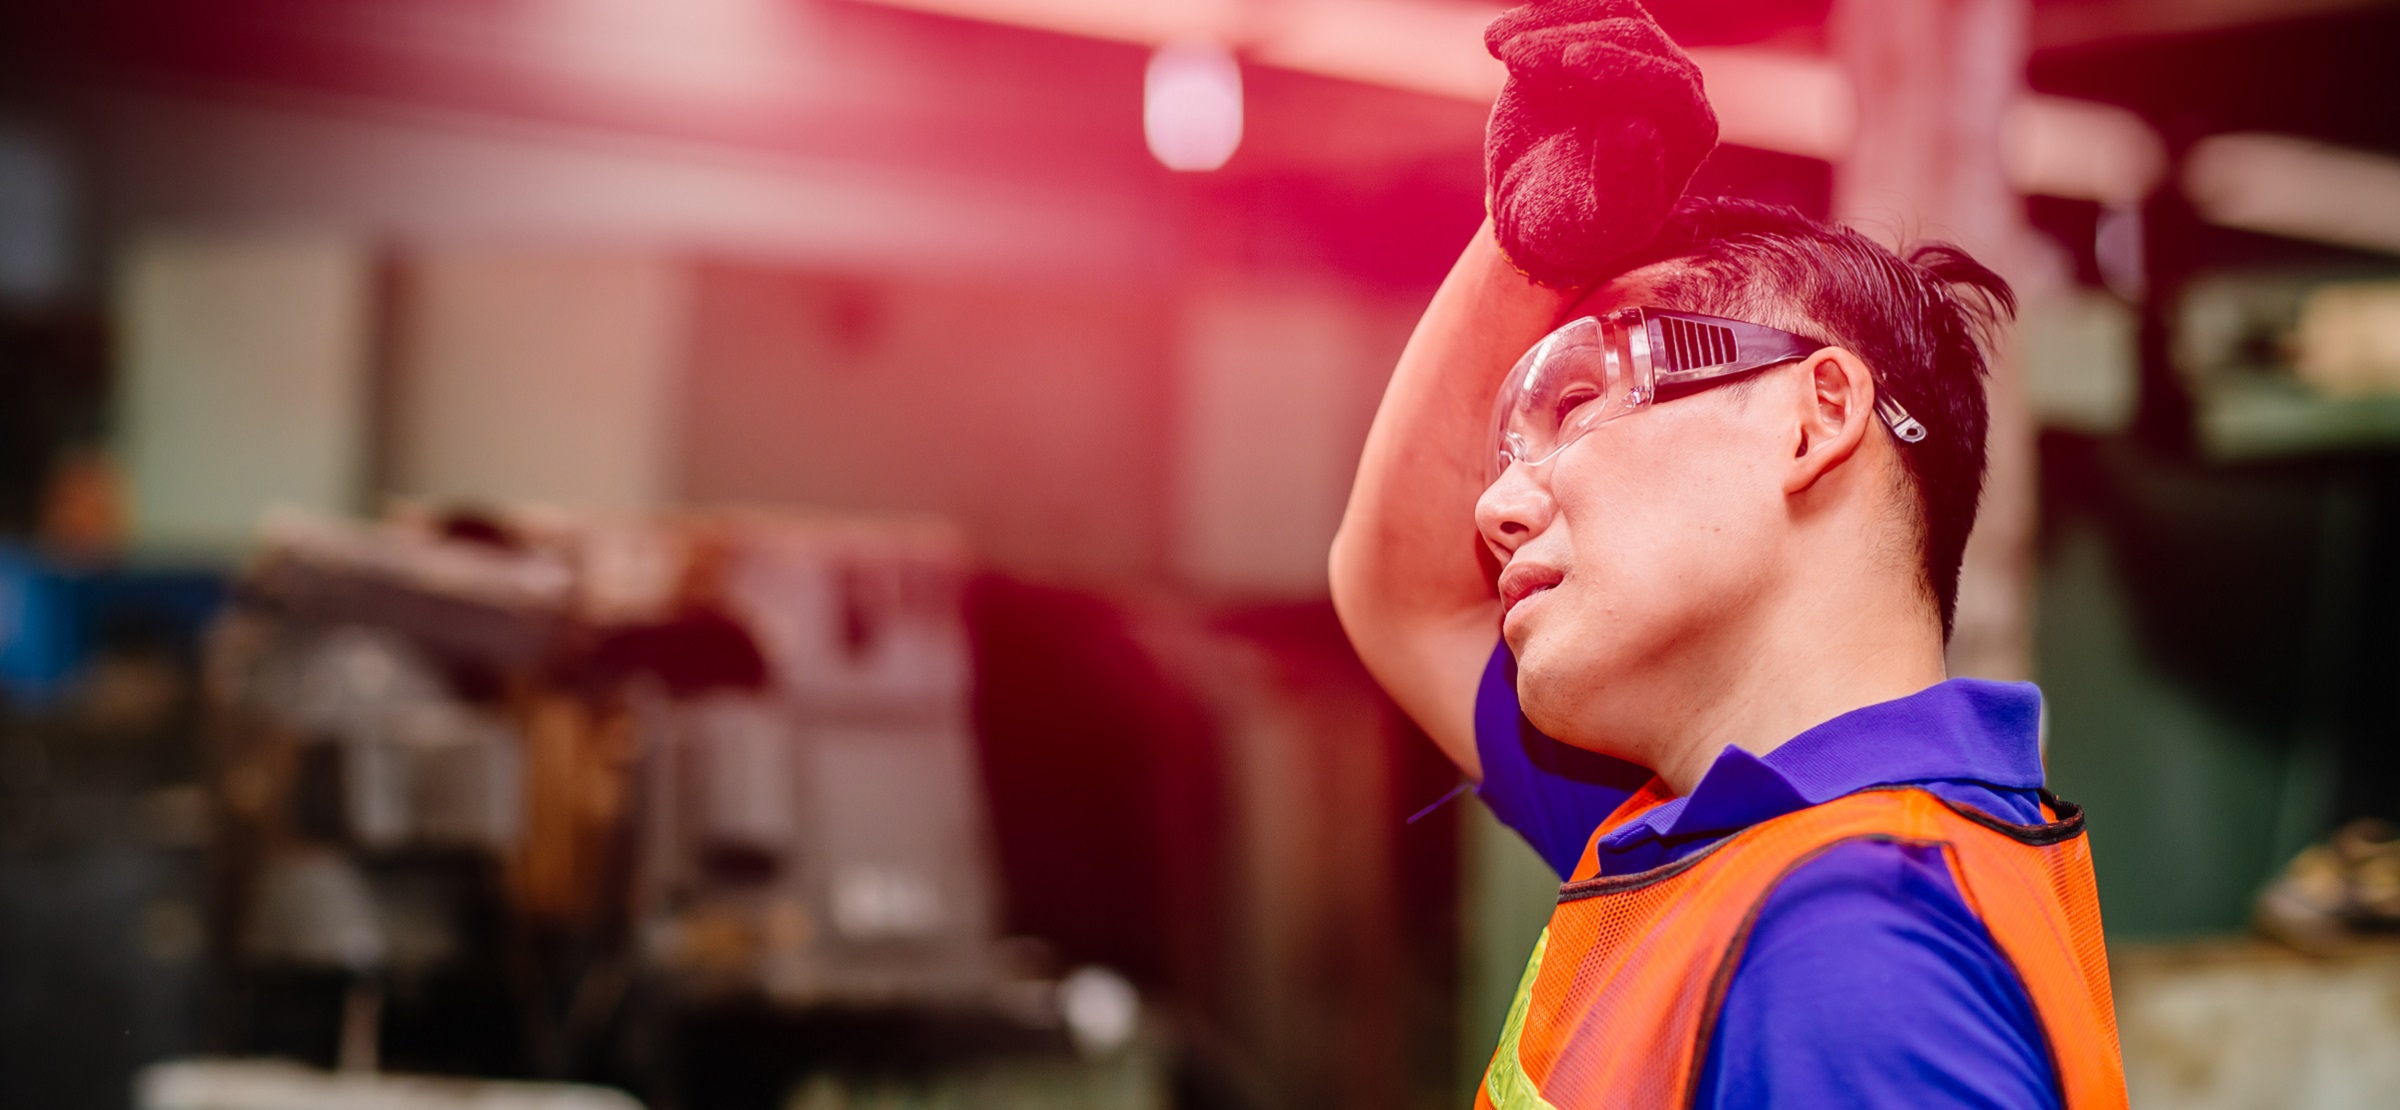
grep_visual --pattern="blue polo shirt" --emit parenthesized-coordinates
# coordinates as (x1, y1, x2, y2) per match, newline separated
(1473, 643, 2065, 1109)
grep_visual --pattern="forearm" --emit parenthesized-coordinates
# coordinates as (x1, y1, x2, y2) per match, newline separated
(1329, 219, 1574, 764)
(1335, 221, 1571, 619)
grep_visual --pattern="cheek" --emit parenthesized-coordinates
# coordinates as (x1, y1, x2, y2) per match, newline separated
(1551, 436, 1704, 579)
(1552, 424, 1777, 614)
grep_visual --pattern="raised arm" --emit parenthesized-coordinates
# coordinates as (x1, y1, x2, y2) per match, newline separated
(1331, 1, 1717, 777)
(1329, 221, 1572, 777)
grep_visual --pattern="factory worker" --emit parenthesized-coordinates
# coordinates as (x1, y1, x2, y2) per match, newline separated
(1328, 2, 2128, 1107)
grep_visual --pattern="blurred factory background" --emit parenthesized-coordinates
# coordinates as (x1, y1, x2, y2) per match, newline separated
(0, 0, 2393, 1107)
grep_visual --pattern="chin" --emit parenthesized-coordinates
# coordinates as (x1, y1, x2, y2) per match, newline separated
(1511, 621, 1646, 757)
(1513, 647, 1596, 742)
(1512, 609, 1608, 688)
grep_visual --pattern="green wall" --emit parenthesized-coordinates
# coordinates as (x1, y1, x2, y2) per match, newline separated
(2038, 520, 2332, 937)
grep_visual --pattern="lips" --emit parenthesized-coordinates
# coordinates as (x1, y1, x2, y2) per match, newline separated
(1497, 562, 1564, 616)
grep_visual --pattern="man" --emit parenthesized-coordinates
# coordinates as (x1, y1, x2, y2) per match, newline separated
(1327, 3, 2126, 1107)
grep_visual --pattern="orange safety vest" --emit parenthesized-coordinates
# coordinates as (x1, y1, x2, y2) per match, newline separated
(1476, 783, 2127, 1110)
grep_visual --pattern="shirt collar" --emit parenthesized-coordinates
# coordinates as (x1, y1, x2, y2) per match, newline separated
(1604, 678, 2044, 851)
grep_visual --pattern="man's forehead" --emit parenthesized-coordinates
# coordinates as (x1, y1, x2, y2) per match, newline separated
(1564, 262, 1687, 320)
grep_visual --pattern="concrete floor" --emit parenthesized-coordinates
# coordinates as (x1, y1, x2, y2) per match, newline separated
(2116, 939, 2400, 1109)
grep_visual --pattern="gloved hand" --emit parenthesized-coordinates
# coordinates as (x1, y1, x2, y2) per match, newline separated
(1483, 0, 1719, 288)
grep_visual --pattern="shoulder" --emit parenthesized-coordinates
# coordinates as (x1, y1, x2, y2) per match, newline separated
(1694, 839, 2064, 1110)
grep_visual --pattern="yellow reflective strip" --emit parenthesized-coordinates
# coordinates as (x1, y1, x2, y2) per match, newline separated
(1483, 927, 1563, 1110)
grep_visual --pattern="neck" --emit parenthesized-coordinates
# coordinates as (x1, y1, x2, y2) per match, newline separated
(1641, 569, 1949, 797)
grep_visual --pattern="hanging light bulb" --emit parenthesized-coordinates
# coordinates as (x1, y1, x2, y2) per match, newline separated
(1144, 42, 1243, 173)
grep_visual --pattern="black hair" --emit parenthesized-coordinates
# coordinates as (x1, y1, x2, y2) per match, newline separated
(1610, 197, 2016, 638)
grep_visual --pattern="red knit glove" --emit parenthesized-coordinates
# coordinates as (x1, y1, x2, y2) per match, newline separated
(1484, 0, 1719, 288)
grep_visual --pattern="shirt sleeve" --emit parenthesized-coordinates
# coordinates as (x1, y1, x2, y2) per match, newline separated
(1472, 639, 1651, 879)
(1693, 839, 2065, 1110)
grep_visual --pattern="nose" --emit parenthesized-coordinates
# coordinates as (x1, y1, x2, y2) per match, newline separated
(1475, 464, 1554, 560)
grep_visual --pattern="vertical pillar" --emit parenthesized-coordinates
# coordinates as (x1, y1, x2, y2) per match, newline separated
(1834, 0, 2059, 680)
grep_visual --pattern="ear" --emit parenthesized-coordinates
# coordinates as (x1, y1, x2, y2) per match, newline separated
(1783, 346, 1877, 496)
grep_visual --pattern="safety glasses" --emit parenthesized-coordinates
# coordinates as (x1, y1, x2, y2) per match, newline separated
(1486, 307, 1929, 484)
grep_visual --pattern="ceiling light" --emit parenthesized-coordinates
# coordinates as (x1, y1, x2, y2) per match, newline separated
(1144, 42, 1244, 172)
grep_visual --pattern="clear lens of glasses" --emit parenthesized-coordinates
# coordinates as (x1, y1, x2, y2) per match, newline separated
(1486, 309, 1654, 484)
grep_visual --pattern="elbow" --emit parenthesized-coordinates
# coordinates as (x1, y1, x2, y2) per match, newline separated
(1327, 524, 1376, 643)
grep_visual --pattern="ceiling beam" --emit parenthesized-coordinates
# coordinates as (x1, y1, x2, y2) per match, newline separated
(2186, 133, 2400, 257)
(2031, 0, 2390, 52)
(850, 0, 2217, 215)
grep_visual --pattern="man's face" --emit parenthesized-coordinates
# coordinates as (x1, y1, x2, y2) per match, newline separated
(1474, 271, 1798, 758)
